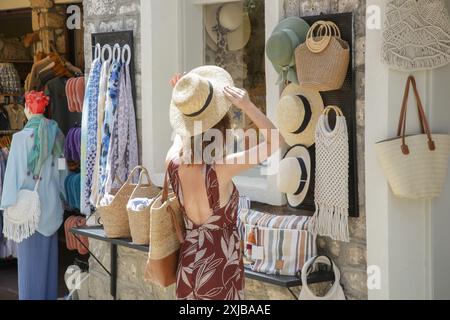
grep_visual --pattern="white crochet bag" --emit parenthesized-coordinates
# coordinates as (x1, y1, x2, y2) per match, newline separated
(3, 175, 42, 243)
(382, 0, 450, 71)
(299, 256, 346, 301)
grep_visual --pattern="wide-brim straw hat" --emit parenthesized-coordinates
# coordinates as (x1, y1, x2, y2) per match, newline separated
(277, 145, 311, 208)
(266, 17, 310, 84)
(170, 65, 234, 137)
(277, 84, 324, 147)
(204, 2, 251, 51)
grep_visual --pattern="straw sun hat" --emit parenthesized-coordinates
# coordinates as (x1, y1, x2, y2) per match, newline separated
(277, 84, 324, 147)
(277, 145, 311, 208)
(170, 66, 234, 137)
(204, 2, 251, 51)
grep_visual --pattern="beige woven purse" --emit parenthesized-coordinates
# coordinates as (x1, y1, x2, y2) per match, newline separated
(98, 166, 146, 239)
(145, 171, 185, 288)
(375, 76, 450, 199)
(126, 167, 160, 245)
(295, 21, 350, 91)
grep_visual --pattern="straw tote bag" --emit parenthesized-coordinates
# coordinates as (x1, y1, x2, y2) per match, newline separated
(295, 21, 350, 91)
(98, 166, 146, 238)
(144, 171, 185, 288)
(375, 76, 450, 199)
(126, 167, 160, 245)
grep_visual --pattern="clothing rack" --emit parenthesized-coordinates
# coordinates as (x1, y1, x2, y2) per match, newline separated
(0, 130, 20, 135)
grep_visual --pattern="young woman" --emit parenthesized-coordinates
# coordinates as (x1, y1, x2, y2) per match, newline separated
(166, 66, 284, 300)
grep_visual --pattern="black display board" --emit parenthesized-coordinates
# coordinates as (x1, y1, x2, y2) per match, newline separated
(91, 31, 136, 109)
(293, 12, 359, 218)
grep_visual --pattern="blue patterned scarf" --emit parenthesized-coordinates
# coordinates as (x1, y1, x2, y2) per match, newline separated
(24, 115, 65, 176)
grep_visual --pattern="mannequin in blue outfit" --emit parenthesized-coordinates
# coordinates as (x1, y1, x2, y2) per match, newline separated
(1, 91, 66, 300)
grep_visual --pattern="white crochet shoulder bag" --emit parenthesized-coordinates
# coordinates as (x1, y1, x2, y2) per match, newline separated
(299, 256, 346, 300)
(3, 173, 42, 243)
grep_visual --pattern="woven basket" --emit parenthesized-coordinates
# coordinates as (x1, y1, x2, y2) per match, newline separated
(127, 168, 160, 245)
(98, 166, 146, 239)
(295, 21, 350, 91)
(376, 76, 450, 199)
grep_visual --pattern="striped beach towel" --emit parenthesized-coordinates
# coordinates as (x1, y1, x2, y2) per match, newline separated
(238, 209, 317, 276)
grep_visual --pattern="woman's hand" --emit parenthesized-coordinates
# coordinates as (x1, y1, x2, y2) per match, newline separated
(170, 73, 183, 88)
(224, 86, 252, 111)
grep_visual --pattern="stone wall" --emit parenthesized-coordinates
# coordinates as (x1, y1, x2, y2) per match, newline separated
(283, 0, 368, 300)
(83, 0, 142, 160)
(84, 0, 367, 300)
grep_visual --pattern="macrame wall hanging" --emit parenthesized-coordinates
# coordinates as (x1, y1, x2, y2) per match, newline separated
(382, 0, 450, 71)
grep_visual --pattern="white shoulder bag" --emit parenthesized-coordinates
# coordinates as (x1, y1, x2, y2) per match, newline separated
(299, 256, 346, 300)
(3, 174, 42, 243)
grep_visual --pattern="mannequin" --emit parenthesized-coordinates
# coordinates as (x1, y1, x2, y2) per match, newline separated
(0, 91, 66, 300)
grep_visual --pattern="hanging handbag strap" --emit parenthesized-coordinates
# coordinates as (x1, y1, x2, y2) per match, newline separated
(397, 76, 436, 155)
(162, 170, 185, 244)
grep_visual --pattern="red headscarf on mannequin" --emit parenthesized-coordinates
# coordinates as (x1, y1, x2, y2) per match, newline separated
(25, 91, 50, 114)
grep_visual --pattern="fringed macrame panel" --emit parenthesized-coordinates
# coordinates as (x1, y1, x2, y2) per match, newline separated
(382, 0, 450, 71)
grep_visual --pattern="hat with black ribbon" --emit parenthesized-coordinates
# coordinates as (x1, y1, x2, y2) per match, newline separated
(277, 145, 311, 208)
(277, 84, 324, 147)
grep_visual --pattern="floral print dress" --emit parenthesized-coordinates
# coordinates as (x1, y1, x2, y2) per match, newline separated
(168, 160, 244, 300)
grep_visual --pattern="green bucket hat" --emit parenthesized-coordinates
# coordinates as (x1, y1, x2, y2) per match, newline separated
(266, 17, 310, 84)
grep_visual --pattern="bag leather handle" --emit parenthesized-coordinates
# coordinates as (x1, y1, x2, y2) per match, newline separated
(397, 76, 436, 155)
(161, 169, 185, 244)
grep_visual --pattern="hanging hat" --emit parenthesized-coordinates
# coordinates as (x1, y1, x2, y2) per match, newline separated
(266, 17, 310, 84)
(25, 90, 50, 114)
(277, 145, 311, 208)
(170, 65, 234, 137)
(382, 0, 450, 71)
(277, 84, 324, 147)
(204, 2, 252, 52)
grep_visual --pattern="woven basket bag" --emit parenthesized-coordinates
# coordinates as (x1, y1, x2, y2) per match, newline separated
(145, 171, 185, 288)
(295, 21, 350, 91)
(98, 166, 146, 239)
(375, 76, 450, 199)
(127, 168, 160, 245)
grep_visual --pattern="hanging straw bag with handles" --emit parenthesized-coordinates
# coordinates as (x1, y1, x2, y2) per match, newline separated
(295, 21, 350, 91)
(375, 76, 450, 199)
(144, 171, 185, 288)
(126, 167, 160, 245)
(97, 166, 146, 238)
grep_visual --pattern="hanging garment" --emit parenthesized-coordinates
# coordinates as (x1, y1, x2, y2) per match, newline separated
(17, 232, 58, 300)
(168, 160, 244, 300)
(382, 0, 450, 71)
(310, 107, 349, 242)
(1, 126, 67, 237)
(64, 127, 81, 163)
(88, 59, 111, 209)
(105, 61, 138, 193)
(46, 77, 82, 135)
(64, 215, 88, 255)
(0, 111, 10, 130)
(64, 173, 81, 211)
(80, 58, 102, 215)
(98, 61, 122, 201)
(4, 104, 27, 130)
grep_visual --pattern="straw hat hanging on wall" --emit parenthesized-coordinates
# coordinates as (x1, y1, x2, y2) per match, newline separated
(277, 145, 311, 208)
(276, 84, 324, 147)
(170, 66, 234, 137)
(204, 2, 252, 52)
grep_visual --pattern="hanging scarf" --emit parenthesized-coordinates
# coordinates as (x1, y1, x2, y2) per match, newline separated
(24, 115, 64, 177)
(309, 111, 349, 242)
(213, 5, 231, 68)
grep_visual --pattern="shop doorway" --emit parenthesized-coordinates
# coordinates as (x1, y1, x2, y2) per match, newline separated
(0, 1, 86, 300)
